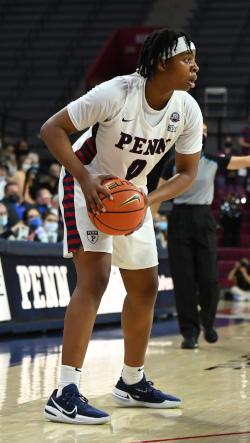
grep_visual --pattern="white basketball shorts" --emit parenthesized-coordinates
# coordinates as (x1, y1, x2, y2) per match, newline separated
(59, 170, 158, 270)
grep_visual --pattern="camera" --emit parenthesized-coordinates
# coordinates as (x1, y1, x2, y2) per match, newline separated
(239, 258, 249, 268)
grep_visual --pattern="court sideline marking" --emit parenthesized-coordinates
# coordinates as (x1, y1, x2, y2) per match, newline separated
(132, 430, 250, 442)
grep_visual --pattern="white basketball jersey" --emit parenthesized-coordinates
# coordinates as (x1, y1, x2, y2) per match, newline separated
(67, 73, 203, 188)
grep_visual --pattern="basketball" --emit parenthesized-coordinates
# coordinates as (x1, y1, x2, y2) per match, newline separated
(88, 178, 146, 235)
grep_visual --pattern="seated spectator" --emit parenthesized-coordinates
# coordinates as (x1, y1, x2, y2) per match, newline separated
(0, 202, 30, 240)
(21, 206, 43, 241)
(0, 202, 10, 236)
(12, 152, 40, 195)
(1, 181, 30, 225)
(44, 162, 60, 195)
(3, 143, 17, 176)
(0, 163, 9, 200)
(35, 209, 62, 243)
(227, 258, 250, 301)
(35, 187, 53, 214)
(15, 139, 30, 161)
(29, 161, 60, 199)
(22, 166, 41, 204)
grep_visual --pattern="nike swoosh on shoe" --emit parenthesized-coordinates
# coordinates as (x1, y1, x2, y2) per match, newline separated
(51, 397, 77, 418)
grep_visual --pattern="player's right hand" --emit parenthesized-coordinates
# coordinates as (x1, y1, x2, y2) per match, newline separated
(79, 174, 114, 214)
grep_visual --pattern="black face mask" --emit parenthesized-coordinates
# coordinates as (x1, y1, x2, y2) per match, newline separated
(8, 193, 20, 204)
(224, 142, 232, 148)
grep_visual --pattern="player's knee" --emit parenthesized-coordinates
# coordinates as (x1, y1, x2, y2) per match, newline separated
(77, 271, 110, 303)
(93, 272, 110, 296)
(134, 279, 158, 305)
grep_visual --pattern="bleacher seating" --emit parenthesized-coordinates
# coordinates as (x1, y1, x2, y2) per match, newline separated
(187, 0, 250, 118)
(0, 0, 153, 140)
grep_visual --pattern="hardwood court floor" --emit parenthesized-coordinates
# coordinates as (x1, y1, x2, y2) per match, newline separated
(1, 303, 250, 443)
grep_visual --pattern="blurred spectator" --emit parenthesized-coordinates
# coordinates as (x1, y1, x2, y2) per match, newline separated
(15, 139, 30, 161)
(0, 202, 9, 235)
(227, 258, 250, 301)
(12, 152, 40, 195)
(21, 206, 43, 241)
(0, 163, 8, 200)
(51, 193, 60, 211)
(220, 193, 243, 246)
(221, 135, 237, 155)
(1, 182, 30, 225)
(3, 143, 17, 176)
(46, 162, 60, 195)
(35, 187, 53, 214)
(35, 209, 62, 243)
(0, 202, 30, 240)
(22, 166, 41, 204)
(36, 162, 60, 196)
(238, 116, 250, 155)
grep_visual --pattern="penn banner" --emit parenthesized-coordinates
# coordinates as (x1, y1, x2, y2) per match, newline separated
(0, 240, 175, 333)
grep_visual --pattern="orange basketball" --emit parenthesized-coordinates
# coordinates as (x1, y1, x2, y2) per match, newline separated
(88, 178, 146, 235)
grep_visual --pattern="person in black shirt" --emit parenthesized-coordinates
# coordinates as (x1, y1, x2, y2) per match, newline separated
(155, 144, 250, 349)
(228, 258, 250, 301)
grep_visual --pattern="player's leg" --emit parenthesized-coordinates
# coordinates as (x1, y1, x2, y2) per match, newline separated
(112, 266, 181, 408)
(45, 249, 111, 424)
(120, 266, 159, 367)
(62, 249, 111, 367)
(111, 211, 181, 408)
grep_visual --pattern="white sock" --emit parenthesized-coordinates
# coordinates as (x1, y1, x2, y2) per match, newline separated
(57, 365, 82, 397)
(121, 364, 144, 385)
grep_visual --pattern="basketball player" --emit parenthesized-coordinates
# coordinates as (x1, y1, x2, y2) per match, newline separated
(41, 28, 202, 424)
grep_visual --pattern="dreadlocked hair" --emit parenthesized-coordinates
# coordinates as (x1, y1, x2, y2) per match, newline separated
(137, 28, 193, 79)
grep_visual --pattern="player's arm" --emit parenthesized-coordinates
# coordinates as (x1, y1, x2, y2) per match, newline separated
(148, 151, 200, 206)
(40, 108, 87, 182)
(150, 177, 168, 218)
(40, 108, 111, 213)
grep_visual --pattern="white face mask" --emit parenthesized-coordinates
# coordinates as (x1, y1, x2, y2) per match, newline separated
(0, 215, 8, 226)
(44, 222, 58, 233)
(22, 162, 31, 172)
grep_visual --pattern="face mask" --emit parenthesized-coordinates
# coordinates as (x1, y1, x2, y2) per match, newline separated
(159, 221, 168, 231)
(28, 217, 42, 230)
(22, 163, 31, 172)
(44, 221, 58, 233)
(225, 142, 232, 148)
(0, 176, 6, 183)
(0, 215, 7, 227)
(8, 193, 20, 204)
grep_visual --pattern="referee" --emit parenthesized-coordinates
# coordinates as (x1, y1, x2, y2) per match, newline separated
(156, 136, 250, 349)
